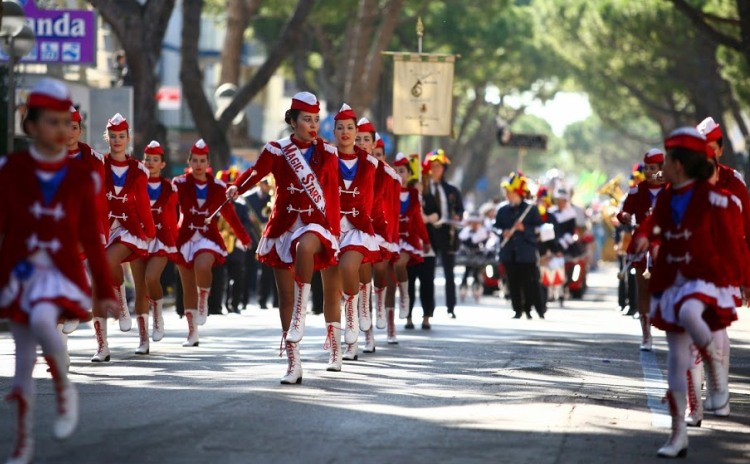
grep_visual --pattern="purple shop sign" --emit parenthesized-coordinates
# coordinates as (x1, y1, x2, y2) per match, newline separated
(0, 0, 96, 64)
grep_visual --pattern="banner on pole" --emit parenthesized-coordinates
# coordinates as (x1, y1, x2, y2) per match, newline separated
(392, 53, 455, 136)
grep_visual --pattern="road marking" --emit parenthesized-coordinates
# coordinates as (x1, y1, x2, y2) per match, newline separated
(640, 349, 670, 427)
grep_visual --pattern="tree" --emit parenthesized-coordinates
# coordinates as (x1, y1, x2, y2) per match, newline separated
(180, 0, 316, 169)
(89, 0, 176, 155)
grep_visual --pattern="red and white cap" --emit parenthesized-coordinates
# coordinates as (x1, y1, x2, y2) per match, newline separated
(334, 103, 357, 122)
(26, 78, 73, 111)
(290, 91, 320, 114)
(70, 105, 82, 123)
(375, 132, 385, 149)
(393, 152, 409, 167)
(357, 117, 376, 134)
(643, 148, 664, 165)
(696, 116, 722, 142)
(191, 138, 209, 156)
(107, 113, 129, 132)
(144, 140, 164, 156)
(665, 127, 711, 157)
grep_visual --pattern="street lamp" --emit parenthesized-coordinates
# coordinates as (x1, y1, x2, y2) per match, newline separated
(1, 0, 34, 154)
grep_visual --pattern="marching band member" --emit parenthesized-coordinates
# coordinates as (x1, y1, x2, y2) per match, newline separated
(333, 106, 380, 365)
(694, 116, 748, 420)
(633, 127, 748, 458)
(173, 140, 251, 348)
(93, 114, 156, 362)
(228, 92, 341, 383)
(616, 149, 666, 352)
(393, 153, 431, 333)
(129, 141, 178, 354)
(0, 79, 117, 464)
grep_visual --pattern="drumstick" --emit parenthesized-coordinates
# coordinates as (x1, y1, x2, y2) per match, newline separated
(204, 170, 255, 224)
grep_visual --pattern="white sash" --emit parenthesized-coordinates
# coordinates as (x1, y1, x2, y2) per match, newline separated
(279, 137, 327, 216)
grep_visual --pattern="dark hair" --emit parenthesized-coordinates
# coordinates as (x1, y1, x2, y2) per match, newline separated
(716, 137, 724, 149)
(22, 107, 43, 135)
(667, 146, 714, 181)
(284, 109, 301, 125)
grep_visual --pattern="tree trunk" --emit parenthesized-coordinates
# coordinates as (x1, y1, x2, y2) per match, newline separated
(220, 0, 261, 86)
(89, 0, 175, 156)
(180, 0, 233, 168)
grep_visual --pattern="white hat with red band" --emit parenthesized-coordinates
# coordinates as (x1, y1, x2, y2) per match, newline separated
(290, 92, 320, 114)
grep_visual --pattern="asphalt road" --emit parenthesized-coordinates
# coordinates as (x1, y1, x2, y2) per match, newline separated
(1, 263, 749, 463)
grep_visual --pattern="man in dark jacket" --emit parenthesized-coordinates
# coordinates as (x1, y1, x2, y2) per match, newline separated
(495, 171, 545, 319)
(422, 150, 464, 318)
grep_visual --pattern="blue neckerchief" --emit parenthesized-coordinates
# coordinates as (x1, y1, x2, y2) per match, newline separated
(649, 189, 658, 205)
(338, 158, 359, 181)
(670, 187, 694, 225)
(148, 183, 162, 202)
(71, 152, 81, 159)
(401, 196, 409, 215)
(36, 165, 69, 205)
(111, 169, 127, 188)
(195, 184, 208, 200)
(303, 146, 314, 164)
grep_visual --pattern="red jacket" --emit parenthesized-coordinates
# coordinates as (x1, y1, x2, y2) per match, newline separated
(104, 155, 156, 241)
(173, 174, 252, 255)
(716, 163, 750, 249)
(148, 176, 178, 248)
(233, 136, 340, 239)
(617, 181, 664, 226)
(0, 151, 116, 321)
(386, 165, 402, 247)
(372, 160, 400, 244)
(338, 147, 378, 234)
(637, 181, 750, 294)
(70, 142, 108, 242)
(399, 187, 430, 252)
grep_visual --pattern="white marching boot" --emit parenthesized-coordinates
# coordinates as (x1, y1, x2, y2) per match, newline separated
(91, 317, 111, 362)
(387, 308, 398, 345)
(639, 314, 652, 351)
(280, 335, 303, 385)
(115, 283, 131, 332)
(182, 309, 200, 347)
(343, 342, 359, 361)
(358, 283, 372, 331)
(196, 287, 210, 326)
(397, 281, 410, 319)
(342, 293, 360, 345)
(135, 314, 150, 355)
(685, 350, 703, 427)
(363, 328, 376, 353)
(373, 286, 386, 329)
(5, 389, 33, 464)
(325, 322, 342, 372)
(62, 319, 79, 334)
(700, 341, 729, 412)
(150, 298, 165, 342)
(286, 280, 310, 343)
(705, 330, 731, 417)
(45, 353, 79, 440)
(657, 390, 688, 458)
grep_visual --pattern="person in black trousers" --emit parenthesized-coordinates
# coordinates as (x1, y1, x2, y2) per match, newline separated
(495, 172, 545, 319)
(422, 150, 464, 318)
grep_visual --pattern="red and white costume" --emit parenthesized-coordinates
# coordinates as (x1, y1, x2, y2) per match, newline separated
(395, 155, 430, 265)
(142, 142, 179, 260)
(233, 136, 341, 271)
(103, 114, 156, 260)
(638, 139, 748, 334)
(335, 106, 381, 263)
(617, 149, 665, 269)
(0, 148, 116, 324)
(68, 107, 108, 244)
(174, 168, 251, 267)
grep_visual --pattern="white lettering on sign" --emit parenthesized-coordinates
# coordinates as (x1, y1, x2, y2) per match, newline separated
(27, 14, 86, 38)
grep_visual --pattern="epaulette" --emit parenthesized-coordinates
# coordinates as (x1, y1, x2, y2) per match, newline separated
(91, 150, 105, 163)
(366, 154, 379, 167)
(265, 142, 283, 156)
(136, 159, 149, 176)
(214, 177, 227, 188)
(708, 191, 729, 209)
(167, 178, 178, 192)
(173, 175, 188, 184)
(90, 171, 102, 194)
(322, 142, 337, 155)
(733, 169, 746, 186)
(730, 194, 742, 212)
